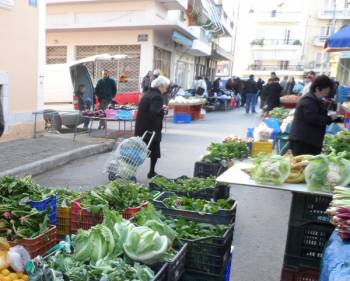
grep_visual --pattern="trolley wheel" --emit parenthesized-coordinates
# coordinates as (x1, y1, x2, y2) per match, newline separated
(108, 172, 117, 181)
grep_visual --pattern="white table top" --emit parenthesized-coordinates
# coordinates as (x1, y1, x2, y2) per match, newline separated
(217, 162, 332, 197)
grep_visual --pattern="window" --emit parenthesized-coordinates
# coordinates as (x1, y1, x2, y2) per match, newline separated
(0, 0, 14, 10)
(271, 9, 277, 17)
(46, 46, 67, 64)
(320, 25, 330, 40)
(153, 47, 171, 78)
(345, 0, 350, 8)
(280, 61, 289, 70)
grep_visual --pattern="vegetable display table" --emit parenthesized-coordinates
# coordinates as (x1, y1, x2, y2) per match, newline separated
(173, 104, 203, 121)
(216, 163, 332, 281)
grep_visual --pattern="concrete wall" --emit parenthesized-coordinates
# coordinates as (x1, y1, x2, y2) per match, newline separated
(0, 1, 44, 141)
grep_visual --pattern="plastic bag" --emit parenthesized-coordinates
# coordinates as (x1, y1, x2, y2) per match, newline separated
(253, 122, 273, 141)
(326, 123, 343, 135)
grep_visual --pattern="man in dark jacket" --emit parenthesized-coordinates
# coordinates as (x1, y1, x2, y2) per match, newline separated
(141, 71, 152, 93)
(244, 74, 258, 114)
(266, 77, 283, 112)
(289, 75, 338, 156)
(95, 70, 117, 129)
(135, 75, 170, 178)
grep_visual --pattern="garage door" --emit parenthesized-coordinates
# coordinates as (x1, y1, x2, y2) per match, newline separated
(76, 45, 141, 93)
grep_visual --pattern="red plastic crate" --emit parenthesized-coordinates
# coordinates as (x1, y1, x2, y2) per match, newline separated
(70, 200, 148, 233)
(281, 267, 319, 281)
(174, 105, 192, 114)
(9, 225, 57, 258)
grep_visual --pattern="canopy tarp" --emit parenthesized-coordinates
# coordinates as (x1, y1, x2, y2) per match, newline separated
(325, 24, 350, 52)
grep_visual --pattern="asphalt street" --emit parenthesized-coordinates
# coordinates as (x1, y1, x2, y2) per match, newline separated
(34, 108, 289, 281)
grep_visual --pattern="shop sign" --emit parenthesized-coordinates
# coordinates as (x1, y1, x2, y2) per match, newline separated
(138, 34, 149, 42)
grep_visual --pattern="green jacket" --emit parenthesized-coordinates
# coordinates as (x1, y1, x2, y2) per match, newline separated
(95, 77, 117, 102)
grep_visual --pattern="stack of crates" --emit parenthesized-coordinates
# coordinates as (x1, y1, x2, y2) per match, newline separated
(281, 193, 334, 281)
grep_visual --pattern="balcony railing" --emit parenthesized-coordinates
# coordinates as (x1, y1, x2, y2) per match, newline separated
(248, 64, 305, 71)
(319, 9, 350, 19)
(250, 39, 302, 47)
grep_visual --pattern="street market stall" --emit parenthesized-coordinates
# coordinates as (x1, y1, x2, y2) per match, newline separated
(169, 96, 206, 123)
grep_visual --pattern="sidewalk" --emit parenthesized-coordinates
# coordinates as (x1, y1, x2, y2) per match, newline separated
(0, 134, 115, 177)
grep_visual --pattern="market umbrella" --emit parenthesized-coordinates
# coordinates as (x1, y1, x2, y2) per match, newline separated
(325, 24, 350, 52)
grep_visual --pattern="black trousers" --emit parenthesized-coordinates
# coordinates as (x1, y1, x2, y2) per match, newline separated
(289, 140, 321, 156)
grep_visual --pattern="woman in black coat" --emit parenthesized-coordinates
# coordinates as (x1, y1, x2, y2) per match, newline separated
(135, 76, 170, 178)
(289, 75, 337, 156)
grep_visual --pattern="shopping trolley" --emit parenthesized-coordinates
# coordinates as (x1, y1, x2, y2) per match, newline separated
(105, 131, 156, 181)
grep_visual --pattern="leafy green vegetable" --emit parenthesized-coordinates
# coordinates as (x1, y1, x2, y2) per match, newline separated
(269, 107, 291, 123)
(0, 205, 49, 240)
(305, 154, 350, 192)
(123, 226, 169, 265)
(162, 195, 233, 214)
(251, 154, 290, 185)
(151, 176, 216, 194)
(55, 188, 80, 207)
(324, 131, 350, 160)
(79, 181, 150, 213)
(203, 141, 249, 162)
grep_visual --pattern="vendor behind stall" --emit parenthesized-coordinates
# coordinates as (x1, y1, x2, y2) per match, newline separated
(289, 75, 338, 156)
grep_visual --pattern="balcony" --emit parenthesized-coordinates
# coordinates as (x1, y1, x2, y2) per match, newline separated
(312, 36, 328, 47)
(248, 64, 305, 71)
(255, 11, 302, 23)
(318, 9, 350, 20)
(187, 26, 212, 56)
(157, 0, 188, 10)
(250, 39, 302, 50)
(212, 42, 232, 61)
(216, 5, 234, 36)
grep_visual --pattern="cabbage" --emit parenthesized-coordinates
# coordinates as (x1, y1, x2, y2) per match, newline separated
(305, 154, 350, 192)
(251, 155, 290, 185)
(123, 226, 169, 265)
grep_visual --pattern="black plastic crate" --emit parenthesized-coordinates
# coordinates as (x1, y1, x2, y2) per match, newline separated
(149, 176, 229, 201)
(281, 266, 319, 281)
(180, 270, 225, 281)
(180, 223, 234, 275)
(152, 263, 168, 281)
(153, 192, 237, 225)
(194, 161, 227, 178)
(167, 243, 188, 281)
(285, 223, 334, 269)
(290, 193, 332, 225)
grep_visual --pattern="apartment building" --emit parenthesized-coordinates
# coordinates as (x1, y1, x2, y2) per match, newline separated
(232, 0, 308, 80)
(0, 0, 45, 141)
(45, 0, 234, 105)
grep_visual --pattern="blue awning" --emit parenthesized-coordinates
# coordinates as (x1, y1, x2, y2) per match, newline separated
(172, 31, 193, 48)
(325, 24, 350, 52)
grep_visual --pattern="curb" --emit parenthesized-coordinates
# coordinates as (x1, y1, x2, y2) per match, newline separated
(0, 141, 115, 178)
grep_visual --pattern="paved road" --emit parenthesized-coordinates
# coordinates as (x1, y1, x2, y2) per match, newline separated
(34, 108, 288, 281)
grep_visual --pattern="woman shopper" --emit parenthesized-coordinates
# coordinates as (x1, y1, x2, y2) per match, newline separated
(135, 75, 170, 179)
(289, 75, 338, 156)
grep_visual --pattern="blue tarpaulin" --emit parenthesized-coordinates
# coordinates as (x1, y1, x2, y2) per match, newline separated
(325, 24, 350, 52)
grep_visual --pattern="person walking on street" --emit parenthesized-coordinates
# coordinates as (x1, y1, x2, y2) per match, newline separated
(280, 76, 289, 95)
(135, 75, 170, 179)
(302, 71, 316, 96)
(95, 69, 117, 129)
(266, 77, 283, 112)
(244, 74, 258, 114)
(141, 71, 152, 93)
(286, 77, 295, 95)
(260, 78, 273, 110)
(289, 75, 338, 156)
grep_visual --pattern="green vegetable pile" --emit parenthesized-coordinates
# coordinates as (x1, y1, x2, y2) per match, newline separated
(0, 205, 49, 240)
(203, 141, 249, 162)
(324, 131, 350, 161)
(162, 195, 233, 214)
(251, 154, 290, 185)
(151, 176, 216, 194)
(135, 205, 229, 241)
(269, 107, 291, 123)
(305, 154, 350, 192)
(55, 188, 80, 208)
(79, 181, 151, 213)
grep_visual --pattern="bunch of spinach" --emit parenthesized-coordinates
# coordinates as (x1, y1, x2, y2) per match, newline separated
(162, 195, 233, 214)
(203, 141, 249, 162)
(79, 181, 151, 213)
(151, 176, 216, 193)
(55, 188, 81, 208)
(269, 107, 291, 123)
(324, 131, 350, 160)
